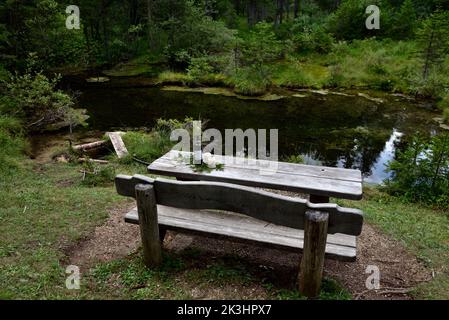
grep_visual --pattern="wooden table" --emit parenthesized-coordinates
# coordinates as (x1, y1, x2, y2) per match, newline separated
(148, 151, 363, 203)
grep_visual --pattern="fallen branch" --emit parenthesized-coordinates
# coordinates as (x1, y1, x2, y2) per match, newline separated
(78, 158, 109, 164)
(355, 287, 413, 300)
(79, 170, 98, 175)
(133, 157, 151, 166)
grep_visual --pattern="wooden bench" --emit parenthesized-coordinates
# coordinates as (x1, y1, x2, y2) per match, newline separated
(115, 174, 363, 298)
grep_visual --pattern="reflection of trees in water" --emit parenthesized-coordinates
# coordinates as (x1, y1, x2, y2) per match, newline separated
(291, 127, 391, 176)
(75, 83, 439, 180)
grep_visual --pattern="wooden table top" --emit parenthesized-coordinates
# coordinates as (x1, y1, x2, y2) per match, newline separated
(148, 151, 363, 200)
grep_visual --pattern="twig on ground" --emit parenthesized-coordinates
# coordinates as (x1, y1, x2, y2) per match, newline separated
(355, 287, 413, 300)
(133, 157, 151, 166)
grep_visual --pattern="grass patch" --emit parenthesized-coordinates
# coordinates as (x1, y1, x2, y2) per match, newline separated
(0, 162, 125, 299)
(274, 278, 351, 300)
(156, 71, 193, 86)
(120, 131, 175, 165)
(339, 187, 449, 299)
(88, 249, 351, 300)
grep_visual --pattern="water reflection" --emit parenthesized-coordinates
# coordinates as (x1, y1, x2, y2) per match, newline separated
(356, 129, 402, 184)
(72, 82, 439, 184)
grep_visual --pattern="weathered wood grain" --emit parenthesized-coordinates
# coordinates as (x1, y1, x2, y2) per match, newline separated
(148, 151, 363, 200)
(115, 175, 363, 236)
(115, 174, 154, 197)
(135, 184, 162, 267)
(299, 211, 329, 298)
(107, 132, 128, 158)
(124, 206, 357, 261)
(73, 140, 107, 151)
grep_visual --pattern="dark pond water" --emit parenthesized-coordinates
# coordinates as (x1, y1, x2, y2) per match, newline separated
(69, 78, 440, 184)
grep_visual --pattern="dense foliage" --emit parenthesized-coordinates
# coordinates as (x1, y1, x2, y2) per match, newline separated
(2, 0, 449, 168)
(386, 134, 449, 208)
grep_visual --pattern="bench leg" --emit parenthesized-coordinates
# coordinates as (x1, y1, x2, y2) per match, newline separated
(135, 184, 162, 267)
(298, 210, 329, 298)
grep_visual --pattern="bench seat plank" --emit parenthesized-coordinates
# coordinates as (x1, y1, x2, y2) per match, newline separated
(125, 206, 357, 262)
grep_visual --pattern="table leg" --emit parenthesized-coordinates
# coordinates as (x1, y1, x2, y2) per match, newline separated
(309, 194, 330, 204)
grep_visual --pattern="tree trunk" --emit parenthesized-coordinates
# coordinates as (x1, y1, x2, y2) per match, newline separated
(423, 30, 435, 80)
(147, 0, 154, 48)
(294, 0, 300, 18)
(247, 0, 257, 27)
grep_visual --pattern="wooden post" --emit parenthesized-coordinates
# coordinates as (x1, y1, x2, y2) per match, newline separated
(135, 184, 162, 267)
(299, 210, 329, 298)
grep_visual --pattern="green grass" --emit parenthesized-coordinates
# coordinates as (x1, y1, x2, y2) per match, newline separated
(120, 131, 175, 165)
(88, 250, 350, 300)
(339, 187, 449, 299)
(156, 71, 193, 86)
(0, 162, 125, 299)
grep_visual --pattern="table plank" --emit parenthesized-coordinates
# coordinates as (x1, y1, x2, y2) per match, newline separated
(148, 151, 363, 200)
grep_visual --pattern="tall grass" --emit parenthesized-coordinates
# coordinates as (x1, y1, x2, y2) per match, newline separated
(0, 116, 27, 175)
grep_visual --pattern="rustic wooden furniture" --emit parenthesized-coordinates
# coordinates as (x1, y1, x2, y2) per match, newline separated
(115, 174, 364, 298)
(148, 151, 363, 203)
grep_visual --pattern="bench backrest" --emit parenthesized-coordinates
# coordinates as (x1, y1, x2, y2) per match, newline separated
(115, 174, 363, 236)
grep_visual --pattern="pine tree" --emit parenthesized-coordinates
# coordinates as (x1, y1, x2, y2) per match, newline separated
(392, 0, 416, 39)
(416, 10, 449, 80)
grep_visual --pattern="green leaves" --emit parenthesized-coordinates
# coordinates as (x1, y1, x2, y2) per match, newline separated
(1, 67, 88, 133)
(416, 10, 449, 79)
(386, 133, 449, 208)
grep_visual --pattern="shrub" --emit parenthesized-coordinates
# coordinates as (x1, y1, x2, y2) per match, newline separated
(407, 69, 448, 98)
(186, 57, 227, 86)
(1, 65, 88, 133)
(80, 163, 116, 187)
(293, 24, 335, 54)
(232, 67, 270, 96)
(327, 0, 392, 40)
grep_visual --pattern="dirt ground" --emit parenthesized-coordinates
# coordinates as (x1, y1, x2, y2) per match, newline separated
(68, 201, 431, 300)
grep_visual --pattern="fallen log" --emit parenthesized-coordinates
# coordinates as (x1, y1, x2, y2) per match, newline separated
(73, 140, 108, 152)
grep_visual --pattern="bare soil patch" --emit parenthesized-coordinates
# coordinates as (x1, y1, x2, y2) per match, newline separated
(67, 202, 431, 300)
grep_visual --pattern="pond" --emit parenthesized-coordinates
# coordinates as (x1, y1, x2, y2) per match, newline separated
(67, 77, 440, 184)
